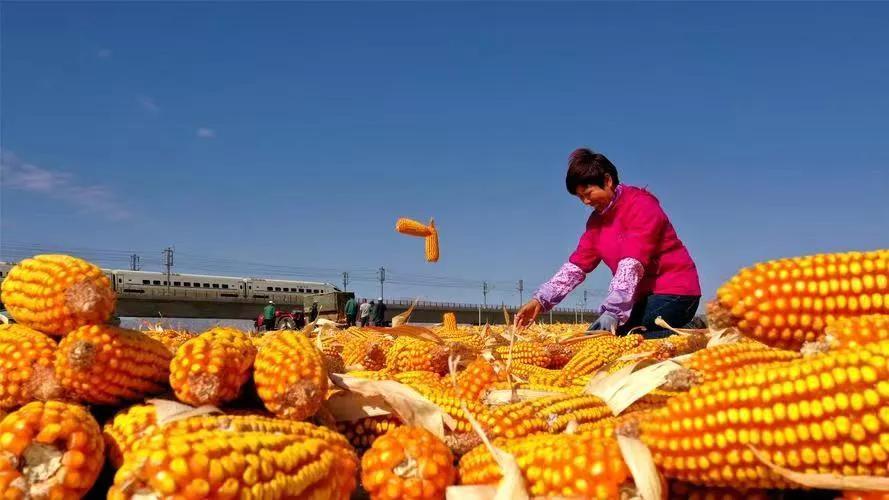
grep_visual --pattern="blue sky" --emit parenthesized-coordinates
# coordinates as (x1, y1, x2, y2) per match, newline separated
(2, 2, 887, 310)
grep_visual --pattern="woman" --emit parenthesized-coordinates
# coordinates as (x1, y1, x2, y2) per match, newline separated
(514, 149, 701, 338)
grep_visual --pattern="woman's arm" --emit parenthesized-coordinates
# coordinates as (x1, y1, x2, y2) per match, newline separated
(597, 257, 644, 325)
(532, 228, 602, 312)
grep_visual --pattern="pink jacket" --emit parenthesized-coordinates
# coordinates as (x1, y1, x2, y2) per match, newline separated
(569, 185, 701, 298)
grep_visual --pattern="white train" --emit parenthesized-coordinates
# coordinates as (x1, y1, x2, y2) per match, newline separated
(0, 262, 339, 303)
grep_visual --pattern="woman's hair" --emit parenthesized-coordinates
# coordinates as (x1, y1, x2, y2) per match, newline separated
(565, 148, 620, 194)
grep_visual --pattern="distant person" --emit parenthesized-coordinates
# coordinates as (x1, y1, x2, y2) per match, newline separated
(263, 300, 276, 332)
(514, 149, 701, 339)
(309, 301, 319, 323)
(344, 295, 358, 327)
(372, 298, 387, 326)
(358, 299, 371, 327)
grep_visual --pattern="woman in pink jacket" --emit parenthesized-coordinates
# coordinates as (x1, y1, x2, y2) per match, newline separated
(515, 148, 701, 338)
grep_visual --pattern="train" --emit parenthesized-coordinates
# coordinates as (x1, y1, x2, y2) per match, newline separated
(0, 262, 341, 305)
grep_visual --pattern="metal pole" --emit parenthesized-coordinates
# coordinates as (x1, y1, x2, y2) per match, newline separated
(478, 305, 481, 325)
(482, 281, 488, 307)
(517, 279, 524, 306)
(342, 272, 349, 291)
(378, 267, 385, 300)
(162, 247, 174, 291)
(130, 254, 141, 271)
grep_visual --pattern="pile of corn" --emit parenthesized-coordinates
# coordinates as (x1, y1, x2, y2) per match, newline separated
(0, 249, 885, 499)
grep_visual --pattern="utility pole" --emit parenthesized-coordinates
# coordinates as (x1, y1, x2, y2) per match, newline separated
(517, 279, 524, 306)
(482, 281, 489, 307)
(581, 289, 588, 323)
(342, 272, 349, 292)
(129, 254, 141, 271)
(162, 247, 174, 291)
(378, 267, 386, 300)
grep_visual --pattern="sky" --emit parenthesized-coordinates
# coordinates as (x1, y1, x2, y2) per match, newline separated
(1, 2, 887, 311)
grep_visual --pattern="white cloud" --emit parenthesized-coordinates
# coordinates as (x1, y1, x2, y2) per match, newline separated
(0, 151, 131, 221)
(196, 127, 216, 139)
(137, 95, 159, 113)
(97, 48, 112, 59)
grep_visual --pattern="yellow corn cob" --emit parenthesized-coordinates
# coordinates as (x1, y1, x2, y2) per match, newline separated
(342, 336, 392, 371)
(458, 434, 631, 498)
(425, 219, 440, 263)
(507, 362, 565, 386)
(109, 424, 358, 500)
(392, 370, 447, 392)
(824, 314, 889, 348)
(526, 394, 611, 432)
(442, 312, 458, 331)
(560, 334, 644, 382)
(324, 352, 346, 374)
(254, 330, 328, 420)
(487, 381, 582, 396)
(361, 426, 456, 500)
(345, 369, 395, 381)
(385, 337, 449, 375)
(684, 341, 802, 383)
(456, 358, 506, 400)
(103, 403, 158, 468)
(336, 415, 402, 450)
(544, 342, 572, 368)
(0, 324, 61, 408)
(55, 324, 172, 405)
(412, 388, 546, 439)
(493, 341, 552, 367)
(640, 339, 889, 488)
(0, 401, 104, 499)
(144, 328, 196, 354)
(714, 249, 889, 349)
(395, 217, 433, 237)
(170, 326, 257, 406)
(440, 332, 487, 353)
(0, 254, 116, 336)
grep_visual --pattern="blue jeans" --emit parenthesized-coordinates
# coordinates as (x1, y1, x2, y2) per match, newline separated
(614, 294, 701, 339)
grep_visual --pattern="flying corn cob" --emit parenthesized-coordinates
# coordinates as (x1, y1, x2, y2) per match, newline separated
(442, 312, 458, 332)
(425, 219, 440, 263)
(0, 401, 105, 499)
(253, 330, 328, 420)
(55, 324, 172, 405)
(336, 415, 402, 450)
(0, 324, 61, 408)
(385, 337, 449, 375)
(458, 434, 631, 498)
(493, 341, 552, 367)
(640, 338, 889, 488)
(0, 254, 116, 336)
(713, 249, 889, 349)
(169, 326, 257, 406)
(361, 426, 456, 500)
(395, 218, 433, 237)
(823, 314, 889, 348)
(684, 341, 802, 383)
(109, 425, 358, 500)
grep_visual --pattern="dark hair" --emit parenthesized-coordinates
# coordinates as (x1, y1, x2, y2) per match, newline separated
(565, 148, 619, 194)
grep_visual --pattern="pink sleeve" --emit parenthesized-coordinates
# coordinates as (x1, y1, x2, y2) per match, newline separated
(599, 258, 644, 324)
(619, 192, 667, 268)
(568, 227, 602, 273)
(532, 262, 586, 312)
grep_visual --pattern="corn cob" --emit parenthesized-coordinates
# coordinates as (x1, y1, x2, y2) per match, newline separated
(361, 426, 456, 500)
(507, 362, 565, 386)
(345, 369, 396, 381)
(440, 333, 487, 353)
(526, 394, 611, 432)
(455, 358, 505, 400)
(487, 381, 582, 396)
(544, 342, 572, 368)
(103, 403, 159, 468)
(425, 219, 440, 263)
(0, 254, 116, 336)
(442, 312, 458, 332)
(109, 424, 358, 500)
(169, 326, 256, 406)
(458, 434, 631, 498)
(640, 338, 889, 488)
(0, 324, 61, 408)
(336, 415, 402, 450)
(343, 336, 392, 371)
(824, 314, 889, 348)
(0, 401, 104, 499)
(713, 249, 889, 349)
(395, 217, 433, 237)
(144, 328, 196, 354)
(55, 324, 172, 405)
(392, 370, 447, 392)
(560, 334, 644, 382)
(411, 388, 546, 439)
(493, 341, 551, 367)
(385, 337, 449, 375)
(254, 330, 328, 420)
(684, 341, 802, 383)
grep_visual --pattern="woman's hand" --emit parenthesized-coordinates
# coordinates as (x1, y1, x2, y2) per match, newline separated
(514, 299, 543, 329)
